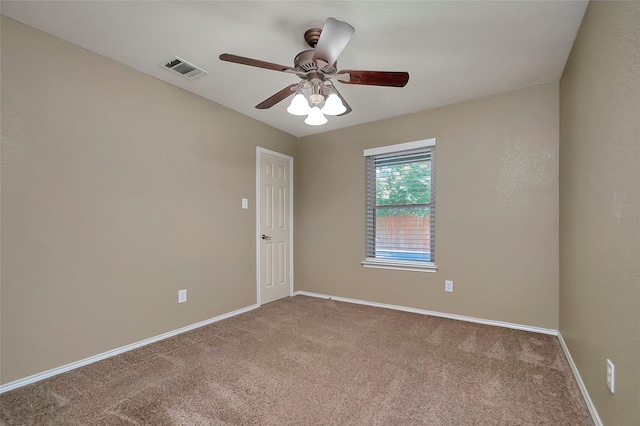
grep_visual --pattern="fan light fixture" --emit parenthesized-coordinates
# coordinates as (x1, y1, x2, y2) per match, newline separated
(287, 83, 345, 126)
(286, 92, 311, 116)
(304, 106, 328, 126)
(322, 93, 347, 115)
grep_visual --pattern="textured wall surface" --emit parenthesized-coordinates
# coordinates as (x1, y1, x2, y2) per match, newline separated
(0, 17, 296, 384)
(559, 2, 640, 425)
(295, 83, 560, 330)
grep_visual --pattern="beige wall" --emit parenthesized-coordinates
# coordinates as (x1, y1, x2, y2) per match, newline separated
(295, 83, 560, 330)
(559, 2, 640, 425)
(6, 12, 638, 426)
(0, 17, 296, 384)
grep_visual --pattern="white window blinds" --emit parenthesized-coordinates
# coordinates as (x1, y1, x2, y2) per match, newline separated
(365, 143, 435, 266)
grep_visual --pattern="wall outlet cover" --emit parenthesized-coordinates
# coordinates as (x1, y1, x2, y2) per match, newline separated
(178, 289, 187, 303)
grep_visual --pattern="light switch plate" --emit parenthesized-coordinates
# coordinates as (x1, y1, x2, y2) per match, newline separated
(445, 280, 453, 292)
(242, 198, 248, 209)
(607, 359, 615, 393)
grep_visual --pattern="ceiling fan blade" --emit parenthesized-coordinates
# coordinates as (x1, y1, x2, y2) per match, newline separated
(219, 53, 296, 73)
(330, 85, 352, 116)
(313, 18, 355, 66)
(337, 70, 409, 87)
(255, 84, 298, 109)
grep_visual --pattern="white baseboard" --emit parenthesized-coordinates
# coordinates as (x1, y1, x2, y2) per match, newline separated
(294, 290, 558, 335)
(0, 304, 259, 394)
(2, 293, 599, 426)
(557, 332, 603, 426)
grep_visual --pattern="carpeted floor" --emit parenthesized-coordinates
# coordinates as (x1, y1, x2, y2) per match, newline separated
(1, 295, 592, 425)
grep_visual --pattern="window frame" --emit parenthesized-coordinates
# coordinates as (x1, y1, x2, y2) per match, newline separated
(362, 138, 437, 273)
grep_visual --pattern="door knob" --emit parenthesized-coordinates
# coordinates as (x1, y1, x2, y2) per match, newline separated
(261, 234, 271, 240)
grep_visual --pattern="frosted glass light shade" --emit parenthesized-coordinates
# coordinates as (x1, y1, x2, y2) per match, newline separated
(287, 93, 311, 116)
(321, 93, 346, 115)
(304, 106, 328, 126)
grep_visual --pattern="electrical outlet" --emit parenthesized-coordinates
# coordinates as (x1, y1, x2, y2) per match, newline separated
(445, 280, 453, 292)
(178, 289, 187, 303)
(606, 359, 615, 393)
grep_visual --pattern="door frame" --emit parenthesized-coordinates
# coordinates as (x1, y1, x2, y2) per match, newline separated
(256, 147, 294, 306)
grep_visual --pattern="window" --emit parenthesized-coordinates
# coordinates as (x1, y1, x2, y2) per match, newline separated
(363, 139, 436, 272)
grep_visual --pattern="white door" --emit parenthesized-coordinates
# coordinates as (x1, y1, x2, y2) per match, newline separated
(257, 149, 292, 305)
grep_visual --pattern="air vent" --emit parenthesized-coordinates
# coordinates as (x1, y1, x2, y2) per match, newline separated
(162, 56, 207, 80)
(298, 62, 318, 73)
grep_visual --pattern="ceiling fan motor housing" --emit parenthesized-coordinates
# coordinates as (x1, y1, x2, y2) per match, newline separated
(294, 50, 317, 73)
(294, 50, 337, 76)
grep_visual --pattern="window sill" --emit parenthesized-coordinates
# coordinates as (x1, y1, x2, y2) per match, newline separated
(361, 258, 437, 273)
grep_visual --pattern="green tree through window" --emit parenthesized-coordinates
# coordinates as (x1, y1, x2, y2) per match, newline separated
(376, 160, 431, 217)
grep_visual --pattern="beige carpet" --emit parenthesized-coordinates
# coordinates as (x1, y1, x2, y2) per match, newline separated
(1, 295, 592, 425)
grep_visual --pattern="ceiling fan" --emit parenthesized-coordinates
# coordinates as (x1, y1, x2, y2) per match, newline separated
(219, 18, 409, 125)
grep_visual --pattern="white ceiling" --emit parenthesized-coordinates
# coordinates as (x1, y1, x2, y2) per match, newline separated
(1, 1, 588, 137)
